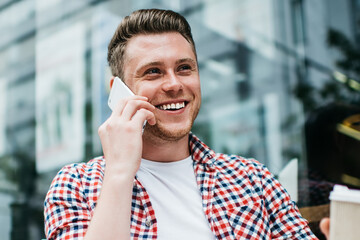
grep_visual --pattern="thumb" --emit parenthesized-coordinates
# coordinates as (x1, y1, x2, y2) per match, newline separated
(319, 218, 330, 239)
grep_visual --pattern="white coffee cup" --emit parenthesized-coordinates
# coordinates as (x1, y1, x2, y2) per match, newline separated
(329, 185, 360, 240)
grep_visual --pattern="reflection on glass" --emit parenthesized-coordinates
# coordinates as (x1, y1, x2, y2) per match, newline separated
(0, 0, 358, 239)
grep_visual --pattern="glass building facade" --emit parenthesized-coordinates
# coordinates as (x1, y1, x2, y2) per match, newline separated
(0, 0, 359, 239)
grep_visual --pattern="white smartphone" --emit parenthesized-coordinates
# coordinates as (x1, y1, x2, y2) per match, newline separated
(108, 77, 147, 131)
(108, 77, 134, 111)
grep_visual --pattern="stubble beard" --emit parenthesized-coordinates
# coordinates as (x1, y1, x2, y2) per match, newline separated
(143, 106, 200, 143)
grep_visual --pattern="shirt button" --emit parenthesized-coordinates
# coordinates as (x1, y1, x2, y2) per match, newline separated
(145, 218, 152, 227)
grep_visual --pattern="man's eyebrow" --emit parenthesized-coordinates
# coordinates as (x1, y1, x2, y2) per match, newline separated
(176, 58, 197, 65)
(134, 61, 164, 76)
(135, 58, 197, 75)
(142, 61, 164, 68)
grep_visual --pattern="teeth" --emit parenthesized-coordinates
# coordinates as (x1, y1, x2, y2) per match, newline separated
(158, 102, 185, 110)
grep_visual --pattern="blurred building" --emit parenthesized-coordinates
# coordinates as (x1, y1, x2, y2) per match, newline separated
(0, 0, 359, 239)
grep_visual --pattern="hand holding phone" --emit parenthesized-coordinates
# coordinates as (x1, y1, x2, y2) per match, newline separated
(108, 77, 147, 132)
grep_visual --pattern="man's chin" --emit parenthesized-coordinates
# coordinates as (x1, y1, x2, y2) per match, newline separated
(144, 123, 191, 142)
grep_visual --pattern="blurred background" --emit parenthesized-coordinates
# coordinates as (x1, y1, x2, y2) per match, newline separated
(0, 0, 359, 239)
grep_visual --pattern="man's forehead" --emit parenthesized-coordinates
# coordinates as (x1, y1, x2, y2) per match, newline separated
(124, 33, 196, 64)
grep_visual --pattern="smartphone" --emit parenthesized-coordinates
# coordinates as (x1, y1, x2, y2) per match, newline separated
(108, 77, 135, 111)
(108, 77, 147, 131)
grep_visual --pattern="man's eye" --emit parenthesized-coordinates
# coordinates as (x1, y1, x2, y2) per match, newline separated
(145, 68, 161, 75)
(178, 65, 191, 71)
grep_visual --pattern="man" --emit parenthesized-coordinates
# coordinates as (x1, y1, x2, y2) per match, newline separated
(44, 9, 319, 239)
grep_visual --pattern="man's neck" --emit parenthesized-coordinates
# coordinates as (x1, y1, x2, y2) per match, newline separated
(142, 134, 190, 162)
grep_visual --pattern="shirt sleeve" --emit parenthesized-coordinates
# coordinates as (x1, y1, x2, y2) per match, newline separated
(44, 164, 91, 240)
(261, 165, 318, 240)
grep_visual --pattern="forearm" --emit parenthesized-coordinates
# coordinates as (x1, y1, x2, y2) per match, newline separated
(87, 95, 155, 239)
(85, 171, 135, 240)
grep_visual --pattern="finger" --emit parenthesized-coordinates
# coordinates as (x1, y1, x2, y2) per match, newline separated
(112, 95, 148, 115)
(110, 98, 126, 117)
(147, 114, 156, 125)
(319, 217, 330, 239)
(121, 99, 155, 121)
(131, 109, 156, 128)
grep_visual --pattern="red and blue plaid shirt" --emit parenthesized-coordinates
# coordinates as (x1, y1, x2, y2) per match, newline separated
(44, 133, 317, 239)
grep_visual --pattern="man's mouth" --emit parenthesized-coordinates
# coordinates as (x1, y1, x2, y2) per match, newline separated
(156, 101, 186, 111)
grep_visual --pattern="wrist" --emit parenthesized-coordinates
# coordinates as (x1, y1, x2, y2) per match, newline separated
(104, 156, 140, 176)
(104, 163, 137, 182)
(102, 170, 135, 194)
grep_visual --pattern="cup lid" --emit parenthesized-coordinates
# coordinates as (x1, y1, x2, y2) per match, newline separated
(330, 185, 360, 204)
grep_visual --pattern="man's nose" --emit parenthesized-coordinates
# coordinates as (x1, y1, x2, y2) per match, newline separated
(162, 72, 183, 92)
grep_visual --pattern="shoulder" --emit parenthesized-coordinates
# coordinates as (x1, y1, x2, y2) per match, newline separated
(45, 157, 105, 207)
(189, 133, 270, 179)
(213, 153, 268, 178)
(55, 156, 105, 179)
(47, 156, 106, 195)
(212, 153, 282, 198)
(44, 158, 105, 239)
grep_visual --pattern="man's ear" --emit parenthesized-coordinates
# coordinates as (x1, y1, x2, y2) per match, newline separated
(109, 76, 115, 89)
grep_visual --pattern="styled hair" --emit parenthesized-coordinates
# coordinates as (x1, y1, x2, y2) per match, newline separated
(107, 9, 196, 81)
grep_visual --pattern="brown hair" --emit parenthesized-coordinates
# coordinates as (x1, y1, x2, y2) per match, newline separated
(107, 9, 197, 80)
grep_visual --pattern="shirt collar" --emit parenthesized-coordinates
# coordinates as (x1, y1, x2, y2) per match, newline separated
(134, 133, 217, 188)
(188, 132, 216, 169)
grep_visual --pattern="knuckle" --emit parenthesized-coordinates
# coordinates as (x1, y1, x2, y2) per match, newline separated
(99, 121, 115, 133)
(137, 108, 146, 115)
(98, 124, 106, 134)
(105, 122, 116, 132)
(123, 124, 136, 133)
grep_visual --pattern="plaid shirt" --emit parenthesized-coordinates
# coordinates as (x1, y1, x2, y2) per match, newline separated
(44, 133, 317, 239)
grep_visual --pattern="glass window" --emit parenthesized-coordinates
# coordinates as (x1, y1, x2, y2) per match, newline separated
(0, 0, 358, 239)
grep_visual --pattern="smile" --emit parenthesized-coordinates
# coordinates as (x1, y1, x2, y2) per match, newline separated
(156, 102, 186, 111)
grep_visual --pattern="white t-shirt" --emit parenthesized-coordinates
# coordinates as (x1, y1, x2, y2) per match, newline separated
(137, 156, 215, 240)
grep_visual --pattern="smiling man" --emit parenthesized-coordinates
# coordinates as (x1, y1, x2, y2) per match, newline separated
(44, 9, 318, 240)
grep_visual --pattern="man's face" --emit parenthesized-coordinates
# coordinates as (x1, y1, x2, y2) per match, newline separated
(122, 32, 201, 142)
